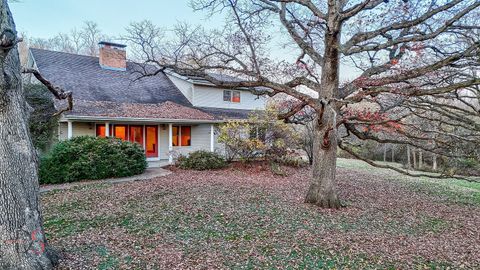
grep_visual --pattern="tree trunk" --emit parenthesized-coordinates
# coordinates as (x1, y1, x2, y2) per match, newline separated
(432, 153, 438, 171)
(0, 1, 58, 268)
(304, 1, 341, 208)
(305, 108, 340, 208)
(391, 145, 395, 162)
(383, 144, 387, 162)
(413, 148, 417, 169)
(407, 145, 411, 168)
(418, 150, 423, 170)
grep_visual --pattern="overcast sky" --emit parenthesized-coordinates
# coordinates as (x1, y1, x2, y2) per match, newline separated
(10, 0, 219, 38)
(10, 0, 360, 80)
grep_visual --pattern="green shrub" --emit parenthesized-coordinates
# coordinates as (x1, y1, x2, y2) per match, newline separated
(177, 150, 227, 170)
(39, 136, 147, 184)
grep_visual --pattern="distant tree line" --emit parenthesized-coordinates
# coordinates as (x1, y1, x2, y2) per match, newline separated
(19, 21, 110, 65)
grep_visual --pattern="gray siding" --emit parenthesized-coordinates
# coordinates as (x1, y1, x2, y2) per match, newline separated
(58, 122, 95, 140)
(166, 74, 194, 103)
(59, 122, 218, 161)
(159, 124, 214, 159)
(193, 85, 266, 110)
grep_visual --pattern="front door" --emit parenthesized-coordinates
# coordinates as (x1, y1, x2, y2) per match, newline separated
(145, 125, 158, 158)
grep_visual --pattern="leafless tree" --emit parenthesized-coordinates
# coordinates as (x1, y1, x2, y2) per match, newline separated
(126, 0, 479, 208)
(70, 27, 85, 54)
(81, 21, 104, 56)
(23, 21, 107, 57)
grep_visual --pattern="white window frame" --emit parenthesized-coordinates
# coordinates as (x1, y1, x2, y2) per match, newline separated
(173, 125, 192, 147)
(223, 90, 241, 103)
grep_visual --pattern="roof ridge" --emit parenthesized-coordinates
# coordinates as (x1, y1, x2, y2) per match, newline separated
(30, 48, 100, 60)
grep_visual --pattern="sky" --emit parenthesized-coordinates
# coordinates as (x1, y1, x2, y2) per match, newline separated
(10, 0, 360, 79)
(10, 0, 219, 39)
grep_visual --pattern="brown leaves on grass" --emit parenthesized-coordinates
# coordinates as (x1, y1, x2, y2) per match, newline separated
(43, 163, 480, 269)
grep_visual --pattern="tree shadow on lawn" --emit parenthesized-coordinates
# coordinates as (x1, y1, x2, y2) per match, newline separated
(42, 162, 480, 269)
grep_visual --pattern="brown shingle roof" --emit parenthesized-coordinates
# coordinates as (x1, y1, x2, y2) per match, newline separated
(32, 48, 258, 121)
(63, 100, 215, 120)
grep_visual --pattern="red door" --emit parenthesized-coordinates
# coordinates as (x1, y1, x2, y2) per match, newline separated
(145, 126, 158, 158)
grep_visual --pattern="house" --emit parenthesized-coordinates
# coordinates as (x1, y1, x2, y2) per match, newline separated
(27, 41, 267, 166)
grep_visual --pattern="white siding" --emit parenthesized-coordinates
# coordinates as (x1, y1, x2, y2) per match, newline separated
(166, 74, 194, 103)
(58, 122, 96, 140)
(193, 85, 266, 110)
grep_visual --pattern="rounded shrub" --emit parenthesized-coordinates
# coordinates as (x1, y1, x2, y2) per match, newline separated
(39, 136, 147, 184)
(177, 150, 227, 170)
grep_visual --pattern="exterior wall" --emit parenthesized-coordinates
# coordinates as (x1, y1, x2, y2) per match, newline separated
(213, 126, 226, 156)
(193, 85, 266, 110)
(159, 124, 214, 159)
(60, 121, 217, 161)
(58, 122, 95, 140)
(166, 74, 194, 103)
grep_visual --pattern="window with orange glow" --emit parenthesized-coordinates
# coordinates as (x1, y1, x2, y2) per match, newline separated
(96, 124, 106, 137)
(223, 90, 240, 103)
(114, 125, 128, 141)
(172, 126, 179, 146)
(129, 126, 143, 146)
(181, 126, 191, 146)
(232, 91, 241, 103)
(172, 126, 191, 146)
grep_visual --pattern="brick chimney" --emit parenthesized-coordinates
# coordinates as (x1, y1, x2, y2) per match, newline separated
(98, 41, 127, 71)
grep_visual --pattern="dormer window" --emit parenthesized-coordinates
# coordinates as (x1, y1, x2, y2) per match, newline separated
(223, 90, 241, 103)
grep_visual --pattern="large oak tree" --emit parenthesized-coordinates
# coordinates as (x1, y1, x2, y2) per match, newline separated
(127, 0, 479, 208)
(0, 0, 70, 268)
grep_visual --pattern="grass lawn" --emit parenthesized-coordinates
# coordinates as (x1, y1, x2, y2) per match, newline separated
(43, 158, 480, 269)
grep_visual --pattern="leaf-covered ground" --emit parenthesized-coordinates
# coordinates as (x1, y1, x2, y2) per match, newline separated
(43, 159, 480, 269)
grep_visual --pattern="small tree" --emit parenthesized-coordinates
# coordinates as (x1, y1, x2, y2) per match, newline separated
(218, 106, 300, 163)
(218, 121, 266, 162)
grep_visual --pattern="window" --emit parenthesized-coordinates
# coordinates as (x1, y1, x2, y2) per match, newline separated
(113, 125, 128, 141)
(223, 90, 240, 103)
(172, 125, 192, 147)
(96, 124, 106, 137)
(232, 91, 241, 103)
(181, 126, 191, 146)
(129, 126, 144, 146)
(172, 126, 179, 146)
(223, 90, 231, 102)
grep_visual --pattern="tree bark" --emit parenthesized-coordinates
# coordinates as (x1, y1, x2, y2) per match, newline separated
(418, 150, 423, 170)
(413, 148, 417, 169)
(305, 108, 340, 208)
(304, 0, 341, 209)
(383, 144, 387, 162)
(407, 145, 411, 168)
(0, 1, 58, 268)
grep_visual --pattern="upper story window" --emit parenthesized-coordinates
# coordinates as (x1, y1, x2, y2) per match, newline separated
(223, 90, 241, 103)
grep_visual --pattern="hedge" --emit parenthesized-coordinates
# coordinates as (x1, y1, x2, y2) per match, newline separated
(39, 136, 147, 184)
